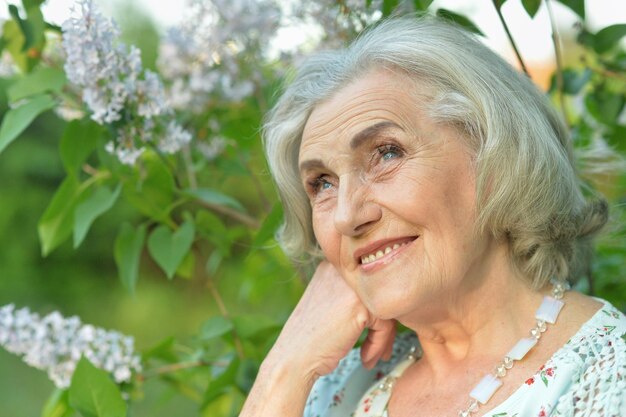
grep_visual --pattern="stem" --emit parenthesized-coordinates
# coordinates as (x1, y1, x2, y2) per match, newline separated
(182, 144, 198, 189)
(197, 199, 260, 229)
(492, 0, 531, 77)
(546, 0, 570, 126)
(142, 361, 213, 379)
(206, 278, 246, 360)
(237, 149, 272, 212)
(582, 56, 626, 82)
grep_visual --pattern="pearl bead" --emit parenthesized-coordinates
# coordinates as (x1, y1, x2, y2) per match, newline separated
(536, 319, 547, 332)
(530, 327, 541, 339)
(468, 400, 479, 412)
(503, 356, 514, 369)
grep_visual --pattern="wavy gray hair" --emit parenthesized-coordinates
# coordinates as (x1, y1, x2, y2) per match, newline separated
(263, 16, 607, 289)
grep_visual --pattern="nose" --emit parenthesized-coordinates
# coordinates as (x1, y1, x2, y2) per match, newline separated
(334, 174, 382, 236)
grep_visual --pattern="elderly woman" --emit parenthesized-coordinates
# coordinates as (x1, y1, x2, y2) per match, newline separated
(240, 16, 626, 417)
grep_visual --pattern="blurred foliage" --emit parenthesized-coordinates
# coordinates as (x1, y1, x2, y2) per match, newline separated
(0, 0, 624, 416)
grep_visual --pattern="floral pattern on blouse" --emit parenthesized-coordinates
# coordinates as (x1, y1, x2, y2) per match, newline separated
(304, 298, 626, 417)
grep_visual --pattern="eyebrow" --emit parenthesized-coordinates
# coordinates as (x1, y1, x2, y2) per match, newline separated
(298, 121, 404, 174)
(299, 158, 326, 174)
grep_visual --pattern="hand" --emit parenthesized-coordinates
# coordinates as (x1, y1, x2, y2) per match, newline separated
(240, 261, 396, 417)
(268, 260, 396, 378)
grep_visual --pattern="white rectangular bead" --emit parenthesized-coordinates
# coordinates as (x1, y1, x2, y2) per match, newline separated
(507, 337, 538, 360)
(470, 374, 503, 404)
(535, 296, 564, 324)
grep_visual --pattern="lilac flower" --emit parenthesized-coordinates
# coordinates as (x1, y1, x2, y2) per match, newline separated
(197, 136, 228, 161)
(160, 121, 193, 154)
(157, 0, 280, 111)
(62, 0, 192, 165)
(0, 304, 141, 389)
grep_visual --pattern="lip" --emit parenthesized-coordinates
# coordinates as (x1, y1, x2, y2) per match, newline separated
(354, 236, 418, 270)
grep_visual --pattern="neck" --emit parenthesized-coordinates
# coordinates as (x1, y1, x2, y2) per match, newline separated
(397, 241, 545, 376)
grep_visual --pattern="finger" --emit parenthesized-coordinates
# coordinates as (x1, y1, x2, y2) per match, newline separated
(382, 323, 397, 361)
(360, 319, 395, 369)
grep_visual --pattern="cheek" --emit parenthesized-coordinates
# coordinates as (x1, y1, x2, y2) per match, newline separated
(312, 209, 341, 263)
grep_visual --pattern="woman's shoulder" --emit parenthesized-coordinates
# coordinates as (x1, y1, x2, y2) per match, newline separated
(304, 332, 417, 417)
(548, 296, 626, 416)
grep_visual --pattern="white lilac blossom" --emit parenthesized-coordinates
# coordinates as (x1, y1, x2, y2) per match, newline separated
(0, 304, 141, 389)
(157, 0, 280, 111)
(161, 121, 193, 154)
(293, 0, 384, 48)
(197, 136, 227, 161)
(62, 0, 192, 165)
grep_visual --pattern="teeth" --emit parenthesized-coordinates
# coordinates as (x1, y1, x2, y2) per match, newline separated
(360, 241, 409, 265)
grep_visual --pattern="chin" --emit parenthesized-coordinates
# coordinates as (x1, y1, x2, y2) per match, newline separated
(362, 297, 407, 321)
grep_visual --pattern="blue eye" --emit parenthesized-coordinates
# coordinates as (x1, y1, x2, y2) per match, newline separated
(378, 145, 402, 161)
(320, 180, 333, 190)
(307, 176, 333, 195)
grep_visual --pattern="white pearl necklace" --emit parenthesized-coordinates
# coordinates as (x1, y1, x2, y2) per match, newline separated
(457, 280, 569, 416)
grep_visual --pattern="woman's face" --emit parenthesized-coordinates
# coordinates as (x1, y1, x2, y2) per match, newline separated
(298, 69, 493, 320)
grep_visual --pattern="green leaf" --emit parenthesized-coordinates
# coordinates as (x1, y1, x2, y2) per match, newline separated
(114, 223, 146, 295)
(435, 9, 484, 36)
(0, 94, 55, 155)
(42, 389, 75, 417)
(122, 154, 175, 222)
(205, 250, 223, 277)
(200, 316, 234, 341)
(585, 90, 625, 125)
(605, 125, 626, 153)
(556, 0, 584, 19)
(147, 220, 195, 279)
(521, 0, 541, 17)
(60, 119, 102, 176)
(175, 250, 195, 279)
(68, 357, 127, 417)
(142, 336, 177, 362)
(23, 0, 46, 8)
(21, 2, 46, 51)
(235, 359, 259, 393)
(560, 68, 592, 95)
(232, 314, 280, 339)
(381, 0, 400, 16)
(74, 185, 121, 248)
(3, 18, 27, 71)
(182, 188, 246, 212)
(492, 0, 507, 10)
(252, 203, 283, 247)
(7, 67, 66, 102)
(593, 24, 626, 54)
(195, 210, 231, 255)
(38, 176, 90, 256)
(202, 358, 240, 409)
(413, 0, 433, 11)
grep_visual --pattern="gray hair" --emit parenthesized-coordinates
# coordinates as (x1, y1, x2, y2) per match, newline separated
(263, 15, 608, 289)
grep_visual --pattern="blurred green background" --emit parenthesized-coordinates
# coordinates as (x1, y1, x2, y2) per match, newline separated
(0, 2, 301, 415)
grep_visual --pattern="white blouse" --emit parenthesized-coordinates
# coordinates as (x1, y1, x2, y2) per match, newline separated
(304, 298, 626, 417)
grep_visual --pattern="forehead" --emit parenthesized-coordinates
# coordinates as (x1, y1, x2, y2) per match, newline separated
(300, 69, 422, 157)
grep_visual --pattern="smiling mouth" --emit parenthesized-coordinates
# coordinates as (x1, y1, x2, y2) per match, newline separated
(358, 237, 418, 265)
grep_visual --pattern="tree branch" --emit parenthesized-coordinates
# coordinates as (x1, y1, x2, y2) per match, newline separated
(206, 278, 246, 360)
(196, 199, 260, 229)
(492, 0, 531, 78)
(546, 0, 570, 126)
